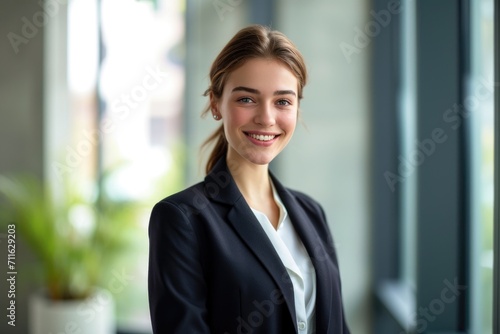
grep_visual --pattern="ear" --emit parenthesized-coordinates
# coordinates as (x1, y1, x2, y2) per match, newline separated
(209, 92, 219, 114)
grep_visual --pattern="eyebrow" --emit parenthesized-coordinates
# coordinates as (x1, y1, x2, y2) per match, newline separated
(231, 86, 296, 97)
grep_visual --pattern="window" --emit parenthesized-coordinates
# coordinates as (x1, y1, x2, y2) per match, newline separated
(398, 0, 417, 291)
(98, 1, 185, 331)
(372, 0, 496, 332)
(66, 0, 185, 331)
(469, 0, 494, 332)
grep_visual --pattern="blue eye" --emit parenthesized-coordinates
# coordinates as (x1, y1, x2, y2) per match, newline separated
(238, 97, 253, 103)
(276, 99, 291, 106)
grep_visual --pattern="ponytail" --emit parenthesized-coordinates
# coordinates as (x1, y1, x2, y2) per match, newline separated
(201, 125, 227, 174)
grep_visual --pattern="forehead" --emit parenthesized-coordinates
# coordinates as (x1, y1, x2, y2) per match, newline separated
(224, 58, 298, 93)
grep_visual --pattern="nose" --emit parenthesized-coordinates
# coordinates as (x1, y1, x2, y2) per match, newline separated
(254, 102, 276, 127)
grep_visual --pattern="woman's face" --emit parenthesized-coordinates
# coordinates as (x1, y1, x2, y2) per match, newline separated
(212, 58, 299, 167)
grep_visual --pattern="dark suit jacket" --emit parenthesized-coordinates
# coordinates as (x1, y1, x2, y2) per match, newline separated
(148, 157, 350, 334)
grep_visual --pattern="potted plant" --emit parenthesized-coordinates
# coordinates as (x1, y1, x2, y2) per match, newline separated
(0, 174, 140, 334)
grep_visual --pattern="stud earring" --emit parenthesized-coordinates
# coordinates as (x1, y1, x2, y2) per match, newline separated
(213, 114, 220, 120)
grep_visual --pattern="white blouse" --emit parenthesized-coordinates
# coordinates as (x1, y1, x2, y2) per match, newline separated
(250, 181, 317, 334)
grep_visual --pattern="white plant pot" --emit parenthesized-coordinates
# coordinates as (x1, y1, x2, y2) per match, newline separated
(29, 288, 115, 334)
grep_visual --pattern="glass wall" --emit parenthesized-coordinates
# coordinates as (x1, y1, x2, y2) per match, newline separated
(66, 0, 185, 332)
(470, 0, 494, 332)
(372, 0, 496, 332)
(399, 0, 417, 291)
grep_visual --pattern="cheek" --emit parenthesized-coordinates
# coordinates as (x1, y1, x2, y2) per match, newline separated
(225, 108, 249, 128)
(280, 112, 298, 132)
(222, 114, 242, 142)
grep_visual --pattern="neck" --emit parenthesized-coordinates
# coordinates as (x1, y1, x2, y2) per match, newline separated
(226, 153, 272, 205)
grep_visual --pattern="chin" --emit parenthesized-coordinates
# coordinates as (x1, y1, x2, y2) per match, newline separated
(245, 153, 276, 166)
(250, 160, 272, 166)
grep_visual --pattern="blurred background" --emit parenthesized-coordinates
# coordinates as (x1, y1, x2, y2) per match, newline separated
(0, 0, 496, 333)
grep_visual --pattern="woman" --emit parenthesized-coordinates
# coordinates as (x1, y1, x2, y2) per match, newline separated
(148, 25, 350, 334)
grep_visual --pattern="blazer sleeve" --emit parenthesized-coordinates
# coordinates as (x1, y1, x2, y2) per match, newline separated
(148, 200, 210, 334)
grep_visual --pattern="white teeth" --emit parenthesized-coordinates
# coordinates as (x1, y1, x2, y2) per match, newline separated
(248, 133, 276, 141)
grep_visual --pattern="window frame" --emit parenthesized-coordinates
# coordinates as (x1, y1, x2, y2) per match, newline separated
(493, 0, 500, 332)
(371, 0, 477, 332)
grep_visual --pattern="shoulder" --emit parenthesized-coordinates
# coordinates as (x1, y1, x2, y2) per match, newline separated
(270, 172, 327, 219)
(287, 188, 320, 205)
(151, 181, 208, 219)
(285, 187, 327, 218)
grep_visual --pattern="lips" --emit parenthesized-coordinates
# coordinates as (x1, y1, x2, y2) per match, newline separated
(243, 131, 281, 146)
(247, 133, 276, 141)
(244, 131, 281, 142)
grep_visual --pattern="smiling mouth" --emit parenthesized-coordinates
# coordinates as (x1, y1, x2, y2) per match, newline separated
(245, 132, 279, 142)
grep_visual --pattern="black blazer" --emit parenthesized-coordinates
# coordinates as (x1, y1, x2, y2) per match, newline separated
(148, 157, 350, 334)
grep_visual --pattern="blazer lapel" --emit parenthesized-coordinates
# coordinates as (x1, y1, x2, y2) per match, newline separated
(226, 203, 297, 321)
(204, 158, 297, 328)
(271, 174, 333, 333)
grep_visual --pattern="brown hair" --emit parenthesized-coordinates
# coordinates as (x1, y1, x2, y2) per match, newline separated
(201, 25, 308, 174)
